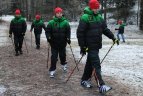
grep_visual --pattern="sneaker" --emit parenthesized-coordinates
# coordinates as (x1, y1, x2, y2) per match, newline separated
(19, 50, 23, 54)
(81, 80, 92, 88)
(62, 64, 67, 72)
(36, 45, 40, 49)
(99, 85, 112, 93)
(49, 71, 55, 78)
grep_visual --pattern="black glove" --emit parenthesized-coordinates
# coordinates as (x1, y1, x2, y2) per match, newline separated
(113, 38, 119, 45)
(9, 34, 12, 38)
(67, 38, 71, 44)
(22, 33, 25, 36)
(80, 47, 88, 56)
(47, 37, 51, 43)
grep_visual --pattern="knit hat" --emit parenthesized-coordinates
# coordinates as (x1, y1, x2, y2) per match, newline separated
(54, 7, 63, 13)
(89, 0, 100, 9)
(15, 9, 21, 15)
(35, 15, 41, 20)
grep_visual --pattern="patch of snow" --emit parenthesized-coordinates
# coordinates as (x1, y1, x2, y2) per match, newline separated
(0, 85, 7, 94)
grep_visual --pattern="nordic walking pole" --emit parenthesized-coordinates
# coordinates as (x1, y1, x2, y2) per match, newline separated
(47, 43, 50, 68)
(66, 54, 84, 83)
(10, 36, 15, 51)
(69, 44, 79, 71)
(23, 37, 28, 53)
(100, 43, 115, 64)
(31, 31, 32, 47)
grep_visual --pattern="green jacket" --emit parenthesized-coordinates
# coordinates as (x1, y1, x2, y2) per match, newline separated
(46, 16, 71, 49)
(77, 7, 115, 49)
(9, 16, 27, 35)
(31, 19, 46, 34)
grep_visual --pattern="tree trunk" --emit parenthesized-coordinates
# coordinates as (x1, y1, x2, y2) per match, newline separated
(140, 0, 143, 30)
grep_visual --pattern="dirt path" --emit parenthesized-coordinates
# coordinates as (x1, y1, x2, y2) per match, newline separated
(0, 22, 142, 96)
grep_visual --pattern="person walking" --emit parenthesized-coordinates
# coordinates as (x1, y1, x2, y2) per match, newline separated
(116, 20, 126, 43)
(45, 7, 71, 78)
(30, 15, 46, 49)
(77, 0, 119, 93)
(9, 9, 27, 56)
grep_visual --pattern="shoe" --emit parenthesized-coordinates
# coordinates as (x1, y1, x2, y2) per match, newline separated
(15, 52, 19, 56)
(19, 50, 23, 54)
(99, 85, 112, 93)
(81, 80, 92, 88)
(62, 64, 67, 72)
(36, 45, 40, 49)
(49, 71, 55, 78)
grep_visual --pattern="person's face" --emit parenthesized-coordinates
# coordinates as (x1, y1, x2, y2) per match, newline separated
(15, 14, 20, 17)
(55, 12, 63, 18)
(92, 9, 99, 14)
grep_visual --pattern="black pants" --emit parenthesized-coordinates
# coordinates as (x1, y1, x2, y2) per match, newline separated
(49, 47, 67, 71)
(34, 32, 41, 47)
(81, 49, 105, 86)
(14, 35, 24, 52)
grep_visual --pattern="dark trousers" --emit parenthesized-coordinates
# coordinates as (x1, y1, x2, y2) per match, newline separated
(34, 32, 41, 47)
(14, 35, 24, 52)
(81, 49, 105, 86)
(49, 47, 67, 71)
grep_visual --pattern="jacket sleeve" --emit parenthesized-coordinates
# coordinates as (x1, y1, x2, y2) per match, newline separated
(45, 22, 52, 40)
(66, 22, 71, 39)
(77, 19, 88, 48)
(22, 20, 27, 33)
(102, 20, 115, 40)
(9, 21, 13, 34)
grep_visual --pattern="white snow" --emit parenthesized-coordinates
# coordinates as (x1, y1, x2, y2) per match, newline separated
(0, 15, 14, 22)
(0, 85, 7, 94)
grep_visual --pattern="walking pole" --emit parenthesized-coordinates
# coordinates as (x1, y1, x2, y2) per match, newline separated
(69, 44, 79, 71)
(100, 43, 115, 64)
(66, 54, 84, 83)
(47, 43, 50, 68)
(31, 31, 32, 48)
(10, 36, 15, 51)
(23, 37, 29, 53)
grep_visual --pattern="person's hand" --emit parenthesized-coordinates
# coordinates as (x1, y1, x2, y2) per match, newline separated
(113, 38, 119, 45)
(22, 33, 25, 36)
(9, 34, 12, 38)
(67, 38, 71, 44)
(47, 37, 51, 43)
(80, 47, 88, 56)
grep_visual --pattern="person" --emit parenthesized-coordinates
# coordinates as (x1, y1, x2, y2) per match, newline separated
(115, 20, 126, 42)
(45, 7, 71, 78)
(30, 15, 46, 49)
(77, 0, 119, 93)
(9, 9, 27, 56)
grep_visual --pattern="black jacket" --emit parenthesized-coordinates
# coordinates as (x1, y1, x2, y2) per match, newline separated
(77, 7, 115, 50)
(9, 16, 27, 36)
(30, 19, 46, 34)
(46, 16, 71, 49)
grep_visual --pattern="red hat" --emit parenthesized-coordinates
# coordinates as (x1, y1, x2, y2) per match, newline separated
(15, 9, 21, 15)
(54, 7, 63, 13)
(35, 15, 41, 20)
(89, 0, 100, 9)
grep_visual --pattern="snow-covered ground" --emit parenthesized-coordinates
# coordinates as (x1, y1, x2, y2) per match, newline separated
(1, 15, 143, 95)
